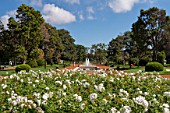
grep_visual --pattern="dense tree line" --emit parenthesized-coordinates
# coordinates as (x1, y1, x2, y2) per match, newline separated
(0, 4, 86, 66)
(88, 7, 170, 66)
(107, 7, 170, 66)
(0, 5, 170, 67)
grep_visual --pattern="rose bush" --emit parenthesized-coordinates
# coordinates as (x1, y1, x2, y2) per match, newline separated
(0, 70, 170, 112)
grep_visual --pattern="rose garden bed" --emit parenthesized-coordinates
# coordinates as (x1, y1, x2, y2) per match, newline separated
(0, 70, 170, 112)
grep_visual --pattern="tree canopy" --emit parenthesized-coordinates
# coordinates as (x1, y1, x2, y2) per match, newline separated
(0, 5, 170, 66)
(0, 4, 86, 66)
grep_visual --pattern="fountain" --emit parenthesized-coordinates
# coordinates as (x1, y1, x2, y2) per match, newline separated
(85, 58, 90, 66)
(63, 58, 110, 72)
(78, 58, 100, 71)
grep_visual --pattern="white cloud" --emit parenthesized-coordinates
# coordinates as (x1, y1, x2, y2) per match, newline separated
(137, 0, 155, 4)
(150, 0, 155, 3)
(87, 15, 94, 20)
(142, 0, 155, 3)
(108, 0, 139, 13)
(87, 7, 95, 14)
(42, 4, 76, 25)
(0, 15, 10, 29)
(78, 12, 84, 20)
(86, 7, 95, 20)
(0, 10, 17, 29)
(79, 14, 84, 20)
(6, 10, 17, 16)
(65, 0, 80, 4)
(31, 0, 42, 7)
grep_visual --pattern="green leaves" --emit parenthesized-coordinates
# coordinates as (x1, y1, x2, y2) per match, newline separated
(0, 70, 170, 112)
(132, 7, 168, 61)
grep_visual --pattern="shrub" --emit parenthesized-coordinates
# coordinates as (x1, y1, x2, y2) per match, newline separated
(108, 62, 115, 67)
(27, 59, 38, 68)
(30, 48, 44, 59)
(157, 51, 166, 65)
(116, 56, 123, 64)
(145, 62, 164, 72)
(15, 64, 31, 73)
(129, 58, 139, 66)
(37, 58, 45, 66)
(139, 57, 150, 66)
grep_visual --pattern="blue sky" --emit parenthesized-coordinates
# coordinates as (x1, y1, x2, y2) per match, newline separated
(0, 0, 170, 47)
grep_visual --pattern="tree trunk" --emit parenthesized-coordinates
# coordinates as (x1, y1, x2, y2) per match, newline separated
(153, 49, 158, 61)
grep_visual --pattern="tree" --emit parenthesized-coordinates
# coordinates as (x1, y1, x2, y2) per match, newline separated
(132, 17, 149, 58)
(108, 35, 124, 64)
(157, 51, 166, 65)
(7, 17, 23, 64)
(90, 43, 107, 64)
(123, 31, 139, 67)
(58, 29, 76, 62)
(15, 46, 28, 64)
(134, 7, 168, 61)
(123, 31, 137, 57)
(30, 48, 44, 59)
(0, 20, 4, 49)
(75, 44, 87, 63)
(42, 23, 64, 63)
(0, 20, 3, 31)
(163, 16, 170, 63)
(0, 20, 4, 65)
(16, 4, 44, 54)
(0, 4, 83, 65)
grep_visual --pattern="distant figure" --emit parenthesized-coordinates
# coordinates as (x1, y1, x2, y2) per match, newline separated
(9, 61, 12, 66)
(73, 62, 75, 67)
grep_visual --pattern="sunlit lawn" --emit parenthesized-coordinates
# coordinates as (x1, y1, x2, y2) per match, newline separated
(0, 70, 15, 76)
(124, 66, 145, 73)
(114, 65, 170, 75)
(0, 64, 64, 76)
(1, 64, 170, 76)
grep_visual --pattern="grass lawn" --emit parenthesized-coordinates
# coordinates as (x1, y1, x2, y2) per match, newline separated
(112, 64, 170, 75)
(31, 65, 56, 71)
(123, 66, 170, 75)
(1, 64, 170, 76)
(158, 70, 170, 75)
(124, 66, 145, 73)
(0, 64, 65, 76)
(0, 70, 15, 76)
